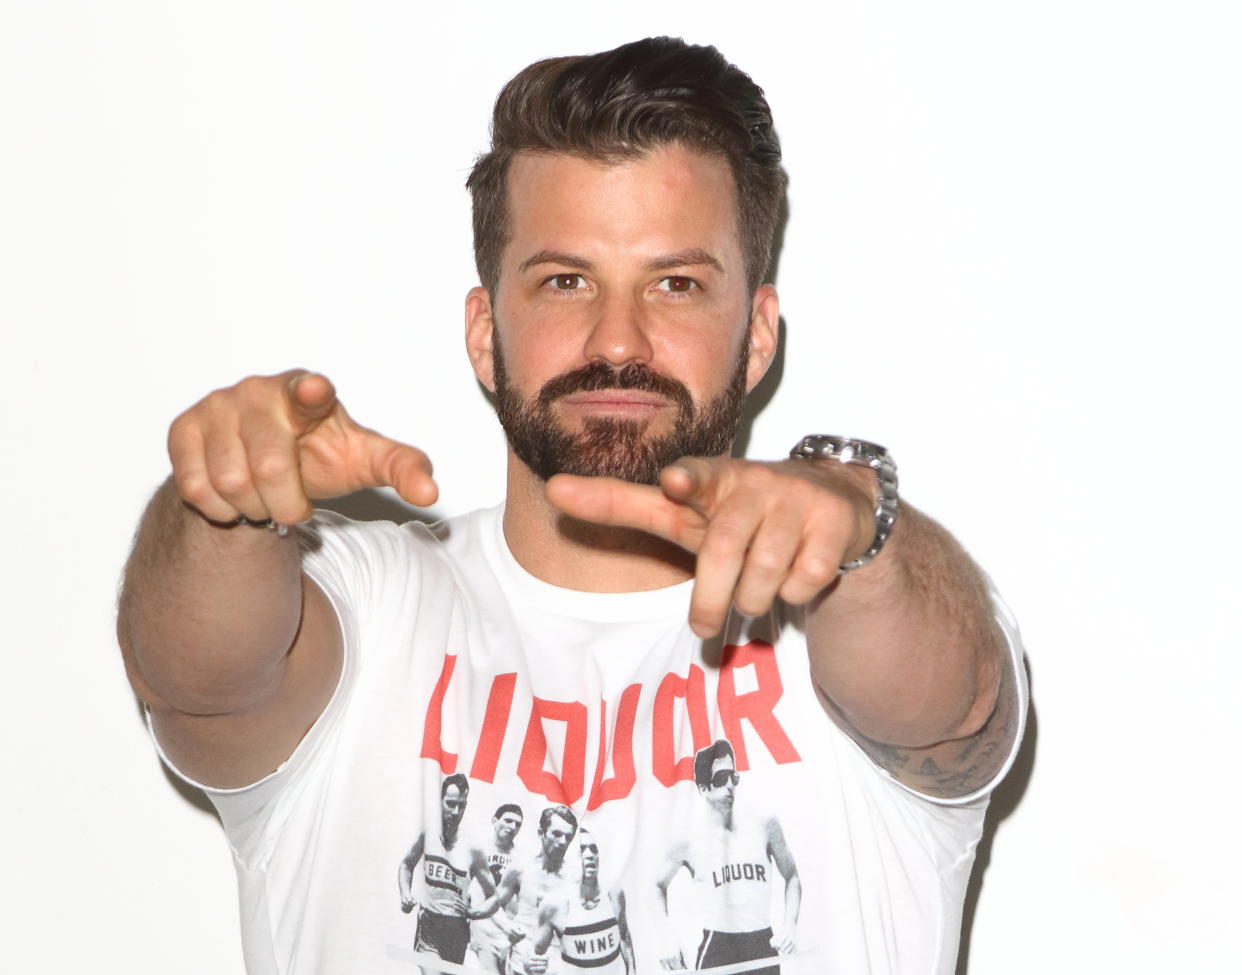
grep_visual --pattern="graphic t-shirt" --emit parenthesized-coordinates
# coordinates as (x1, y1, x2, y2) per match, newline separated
(151, 506, 1027, 975)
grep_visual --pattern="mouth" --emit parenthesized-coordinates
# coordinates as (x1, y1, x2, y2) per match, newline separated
(558, 390, 670, 414)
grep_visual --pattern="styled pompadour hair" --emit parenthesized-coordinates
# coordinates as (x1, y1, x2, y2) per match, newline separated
(466, 36, 786, 296)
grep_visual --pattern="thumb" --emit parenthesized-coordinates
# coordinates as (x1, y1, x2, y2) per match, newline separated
(364, 430, 440, 508)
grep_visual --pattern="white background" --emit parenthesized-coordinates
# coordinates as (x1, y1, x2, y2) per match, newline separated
(2, 1, 1237, 971)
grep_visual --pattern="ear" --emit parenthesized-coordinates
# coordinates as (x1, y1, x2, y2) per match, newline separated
(745, 284, 779, 393)
(465, 286, 496, 392)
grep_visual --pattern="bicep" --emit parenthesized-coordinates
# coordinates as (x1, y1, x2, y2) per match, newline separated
(765, 819, 798, 879)
(148, 573, 344, 789)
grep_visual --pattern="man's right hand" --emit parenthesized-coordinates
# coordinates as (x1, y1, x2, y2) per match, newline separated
(168, 369, 438, 526)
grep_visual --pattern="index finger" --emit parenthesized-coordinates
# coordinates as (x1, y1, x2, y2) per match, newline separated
(284, 371, 338, 429)
(545, 474, 706, 551)
(658, 456, 730, 514)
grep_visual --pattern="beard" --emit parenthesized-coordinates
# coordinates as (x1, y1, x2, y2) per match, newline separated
(492, 333, 750, 486)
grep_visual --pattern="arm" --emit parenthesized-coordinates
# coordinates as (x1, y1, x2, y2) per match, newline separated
(545, 455, 1017, 798)
(765, 817, 800, 954)
(804, 476, 1014, 797)
(652, 849, 688, 970)
(471, 865, 521, 924)
(117, 370, 437, 789)
(464, 848, 501, 919)
(610, 889, 636, 974)
(398, 833, 426, 913)
(531, 897, 563, 956)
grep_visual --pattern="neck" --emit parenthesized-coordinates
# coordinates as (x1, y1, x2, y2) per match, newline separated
(503, 453, 694, 592)
(581, 877, 601, 901)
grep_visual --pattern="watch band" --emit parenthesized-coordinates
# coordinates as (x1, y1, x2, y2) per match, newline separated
(788, 435, 899, 572)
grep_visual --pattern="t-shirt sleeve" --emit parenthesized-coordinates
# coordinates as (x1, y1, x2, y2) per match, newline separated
(145, 511, 416, 856)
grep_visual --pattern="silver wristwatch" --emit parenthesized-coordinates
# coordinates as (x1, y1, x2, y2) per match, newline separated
(788, 435, 899, 572)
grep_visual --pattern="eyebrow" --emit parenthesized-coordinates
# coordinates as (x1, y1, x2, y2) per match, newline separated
(644, 249, 723, 273)
(517, 248, 724, 274)
(519, 250, 595, 273)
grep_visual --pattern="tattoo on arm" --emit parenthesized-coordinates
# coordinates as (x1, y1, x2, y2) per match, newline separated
(819, 649, 1020, 799)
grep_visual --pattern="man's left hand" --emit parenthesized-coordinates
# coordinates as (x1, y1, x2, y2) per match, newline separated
(545, 457, 877, 638)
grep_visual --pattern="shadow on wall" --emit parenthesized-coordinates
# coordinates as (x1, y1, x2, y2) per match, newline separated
(957, 659, 1038, 975)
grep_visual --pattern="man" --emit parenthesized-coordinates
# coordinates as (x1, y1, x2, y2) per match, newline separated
(398, 774, 501, 974)
(118, 36, 1025, 975)
(470, 804, 526, 974)
(655, 739, 799, 973)
(528, 829, 635, 975)
(471, 806, 580, 975)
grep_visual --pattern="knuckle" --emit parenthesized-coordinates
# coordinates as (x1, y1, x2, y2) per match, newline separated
(167, 411, 194, 443)
(748, 547, 787, 576)
(175, 471, 213, 505)
(250, 451, 295, 484)
(796, 555, 837, 588)
(212, 467, 251, 497)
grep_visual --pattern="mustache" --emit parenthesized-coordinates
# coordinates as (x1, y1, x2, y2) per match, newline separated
(536, 361, 693, 411)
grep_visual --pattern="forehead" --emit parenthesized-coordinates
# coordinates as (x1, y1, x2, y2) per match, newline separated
(544, 814, 574, 833)
(710, 753, 736, 774)
(444, 784, 466, 800)
(502, 146, 743, 274)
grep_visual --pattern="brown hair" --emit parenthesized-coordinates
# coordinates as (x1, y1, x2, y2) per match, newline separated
(466, 37, 786, 296)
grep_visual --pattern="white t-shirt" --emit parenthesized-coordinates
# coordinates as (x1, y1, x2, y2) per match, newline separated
(151, 506, 1028, 975)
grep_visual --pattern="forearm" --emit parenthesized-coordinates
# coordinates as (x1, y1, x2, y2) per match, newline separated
(118, 476, 304, 716)
(807, 504, 1005, 747)
(784, 874, 801, 926)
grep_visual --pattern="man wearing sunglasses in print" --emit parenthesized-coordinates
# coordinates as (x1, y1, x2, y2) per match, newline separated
(655, 739, 800, 974)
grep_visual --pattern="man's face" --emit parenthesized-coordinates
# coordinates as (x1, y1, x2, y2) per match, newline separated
(466, 145, 778, 485)
(441, 784, 467, 829)
(539, 813, 577, 866)
(493, 810, 523, 844)
(579, 837, 600, 879)
(699, 754, 739, 816)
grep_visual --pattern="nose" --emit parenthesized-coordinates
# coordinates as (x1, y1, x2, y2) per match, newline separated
(582, 291, 653, 368)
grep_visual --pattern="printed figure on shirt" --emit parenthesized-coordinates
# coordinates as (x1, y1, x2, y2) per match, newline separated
(655, 739, 801, 974)
(470, 803, 527, 974)
(528, 829, 635, 975)
(398, 773, 502, 974)
(471, 804, 580, 975)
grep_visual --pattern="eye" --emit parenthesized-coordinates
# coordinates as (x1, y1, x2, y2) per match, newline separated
(657, 276, 698, 294)
(547, 273, 586, 293)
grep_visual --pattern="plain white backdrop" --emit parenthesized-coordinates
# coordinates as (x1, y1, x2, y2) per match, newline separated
(2, 1, 1237, 970)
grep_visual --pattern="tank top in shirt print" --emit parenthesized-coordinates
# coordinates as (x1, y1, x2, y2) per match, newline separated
(561, 895, 624, 971)
(422, 832, 471, 915)
(687, 808, 774, 934)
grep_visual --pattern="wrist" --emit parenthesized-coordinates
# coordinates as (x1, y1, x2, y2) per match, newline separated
(788, 435, 899, 572)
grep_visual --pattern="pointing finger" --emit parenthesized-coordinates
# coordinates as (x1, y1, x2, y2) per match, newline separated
(545, 474, 706, 551)
(285, 371, 338, 429)
(659, 456, 729, 513)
